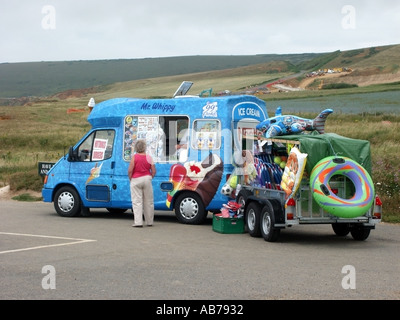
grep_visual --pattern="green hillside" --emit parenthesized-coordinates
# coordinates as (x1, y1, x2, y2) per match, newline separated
(0, 53, 320, 99)
(323, 44, 400, 70)
(1, 44, 399, 100)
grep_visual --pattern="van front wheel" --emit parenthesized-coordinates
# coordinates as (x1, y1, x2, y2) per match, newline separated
(54, 186, 81, 217)
(174, 192, 206, 225)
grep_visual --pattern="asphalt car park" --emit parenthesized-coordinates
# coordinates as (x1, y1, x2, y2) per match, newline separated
(1, 200, 399, 301)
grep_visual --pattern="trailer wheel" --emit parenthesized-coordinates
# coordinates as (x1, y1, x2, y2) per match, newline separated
(174, 192, 207, 225)
(332, 223, 350, 237)
(350, 225, 370, 241)
(260, 202, 280, 242)
(54, 186, 81, 217)
(245, 201, 261, 237)
(236, 189, 252, 217)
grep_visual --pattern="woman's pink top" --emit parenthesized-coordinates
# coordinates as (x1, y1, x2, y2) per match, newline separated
(131, 153, 153, 178)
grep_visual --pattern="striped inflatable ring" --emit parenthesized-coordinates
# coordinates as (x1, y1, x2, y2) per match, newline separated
(310, 156, 375, 218)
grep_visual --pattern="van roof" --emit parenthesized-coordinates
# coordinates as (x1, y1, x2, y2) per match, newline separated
(87, 95, 268, 128)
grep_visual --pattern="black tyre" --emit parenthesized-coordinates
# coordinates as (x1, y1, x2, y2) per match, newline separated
(54, 186, 81, 217)
(332, 223, 350, 237)
(260, 202, 280, 242)
(236, 189, 252, 217)
(174, 192, 207, 225)
(245, 201, 261, 237)
(350, 225, 371, 241)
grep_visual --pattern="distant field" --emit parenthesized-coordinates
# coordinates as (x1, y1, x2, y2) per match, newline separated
(265, 90, 400, 115)
(93, 69, 293, 101)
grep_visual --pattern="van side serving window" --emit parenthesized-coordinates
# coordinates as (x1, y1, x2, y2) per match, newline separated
(123, 115, 189, 163)
(192, 119, 221, 149)
(77, 130, 115, 162)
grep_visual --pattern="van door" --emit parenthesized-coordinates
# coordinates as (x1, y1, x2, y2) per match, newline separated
(70, 129, 116, 205)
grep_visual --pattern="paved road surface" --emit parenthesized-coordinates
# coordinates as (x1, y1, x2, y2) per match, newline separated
(1, 200, 399, 300)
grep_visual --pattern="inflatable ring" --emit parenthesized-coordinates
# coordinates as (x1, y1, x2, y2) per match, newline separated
(310, 156, 375, 218)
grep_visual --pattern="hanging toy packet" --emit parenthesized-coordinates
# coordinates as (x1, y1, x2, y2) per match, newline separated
(280, 147, 307, 200)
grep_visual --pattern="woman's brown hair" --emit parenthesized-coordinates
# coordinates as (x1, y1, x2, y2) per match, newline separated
(134, 140, 147, 153)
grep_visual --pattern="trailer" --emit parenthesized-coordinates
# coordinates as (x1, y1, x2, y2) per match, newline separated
(233, 134, 382, 242)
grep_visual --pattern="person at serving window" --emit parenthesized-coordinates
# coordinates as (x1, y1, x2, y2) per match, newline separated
(128, 140, 156, 227)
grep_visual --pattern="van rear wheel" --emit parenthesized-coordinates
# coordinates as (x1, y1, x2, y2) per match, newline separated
(54, 186, 81, 217)
(174, 192, 206, 225)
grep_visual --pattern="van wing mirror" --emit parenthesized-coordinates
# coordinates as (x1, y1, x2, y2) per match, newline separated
(67, 146, 78, 162)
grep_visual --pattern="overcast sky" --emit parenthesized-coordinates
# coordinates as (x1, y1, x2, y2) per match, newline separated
(1, 0, 399, 63)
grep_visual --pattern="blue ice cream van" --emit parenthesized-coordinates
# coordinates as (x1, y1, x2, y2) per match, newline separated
(42, 95, 268, 224)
